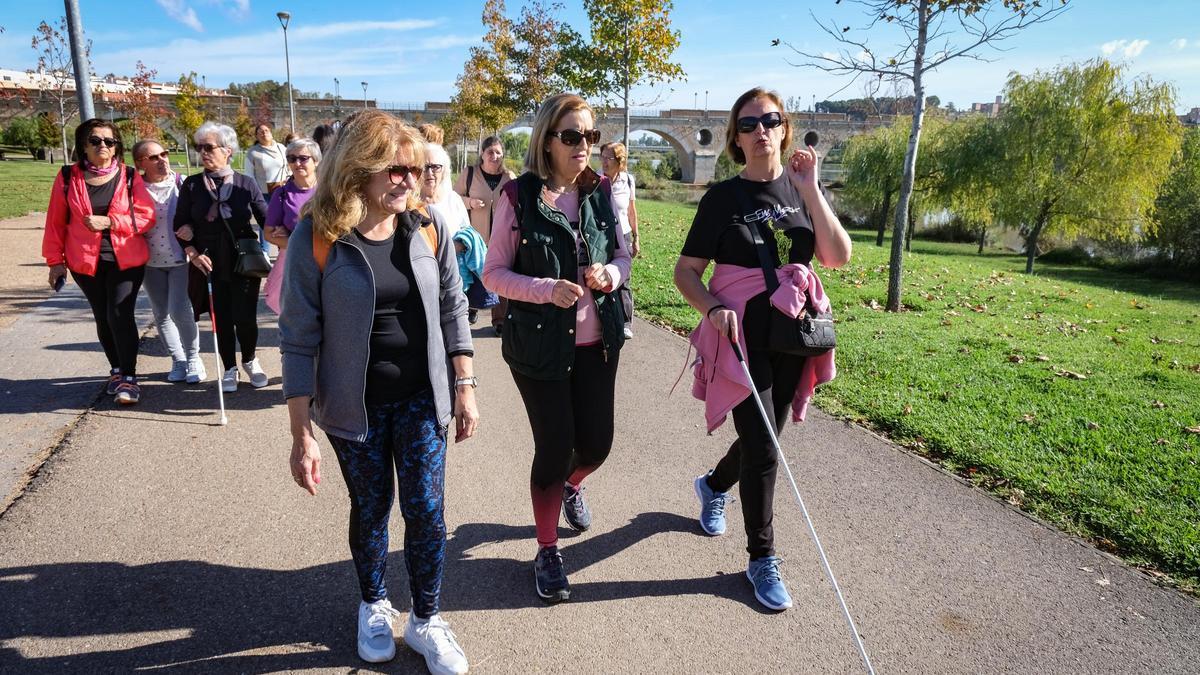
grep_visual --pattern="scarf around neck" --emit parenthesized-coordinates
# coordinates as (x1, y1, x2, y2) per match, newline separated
(85, 159, 120, 176)
(203, 166, 235, 222)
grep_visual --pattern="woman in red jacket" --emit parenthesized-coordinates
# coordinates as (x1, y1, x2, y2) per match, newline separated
(43, 118, 156, 404)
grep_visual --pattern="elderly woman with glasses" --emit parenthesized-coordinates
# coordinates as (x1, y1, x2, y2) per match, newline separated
(175, 121, 270, 394)
(43, 118, 156, 404)
(262, 137, 321, 313)
(422, 142, 491, 324)
(281, 110, 477, 673)
(673, 87, 851, 612)
(482, 93, 630, 604)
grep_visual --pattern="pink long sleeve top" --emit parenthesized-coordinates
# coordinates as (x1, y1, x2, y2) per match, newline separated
(483, 188, 632, 346)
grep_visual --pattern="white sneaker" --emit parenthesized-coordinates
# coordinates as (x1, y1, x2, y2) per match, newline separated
(186, 357, 207, 384)
(404, 613, 469, 675)
(357, 599, 400, 663)
(221, 366, 239, 393)
(242, 357, 268, 388)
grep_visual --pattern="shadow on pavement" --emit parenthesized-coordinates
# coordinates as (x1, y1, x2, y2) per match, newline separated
(0, 512, 749, 671)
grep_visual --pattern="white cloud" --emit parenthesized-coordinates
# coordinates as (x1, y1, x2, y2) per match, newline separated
(1124, 39, 1150, 57)
(1170, 38, 1188, 51)
(156, 0, 203, 32)
(1099, 38, 1150, 58)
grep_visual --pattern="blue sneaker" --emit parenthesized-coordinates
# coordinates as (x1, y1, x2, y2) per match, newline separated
(747, 556, 793, 611)
(694, 472, 731, 536)
(562, 483, 591, 531)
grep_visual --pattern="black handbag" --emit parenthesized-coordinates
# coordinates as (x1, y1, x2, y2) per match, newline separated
(737, 184, 836, 357)
(221, 215, 272, 279)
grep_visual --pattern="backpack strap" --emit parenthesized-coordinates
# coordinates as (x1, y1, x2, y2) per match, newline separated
(61, 166, 72, 224)
(416, 206, 439, 254)
(313, 208, 439, 273)
(501, 179, 523, 231)
(312, 233, 331, 272)
(466, 165, 475, 195)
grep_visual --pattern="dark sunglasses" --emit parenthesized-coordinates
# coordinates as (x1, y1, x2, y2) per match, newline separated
(548, 128, 601, 146)
(137, 150, 170, 162)
(424, 164, 445, 173)
(88, 136, 117, 148)
(286, 154, 313, 164)
(386, 165, 423, 184)
(194, 143, 221, 153)
(736, 112, 784, 134)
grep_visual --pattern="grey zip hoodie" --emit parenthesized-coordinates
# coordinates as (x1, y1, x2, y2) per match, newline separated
(279, 209, 472, 442)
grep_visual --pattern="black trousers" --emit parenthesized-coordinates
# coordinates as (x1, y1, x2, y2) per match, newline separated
(510, 345, 620, 489)
(71, 260, 145, 377)
(210, 273, 261, 370)
(707, 348, 806, 560)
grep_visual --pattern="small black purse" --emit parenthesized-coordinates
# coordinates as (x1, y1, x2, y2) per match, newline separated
(738, 185, 835, 357)
(221, 216, 272, 279)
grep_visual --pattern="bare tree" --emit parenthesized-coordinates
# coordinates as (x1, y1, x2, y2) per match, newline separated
(777, 0, 1067, 311)
(30, 18, 93, 162)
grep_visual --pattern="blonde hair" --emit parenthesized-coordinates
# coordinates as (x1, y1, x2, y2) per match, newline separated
(417, 123, 444, 145)
(525, 93, 595, 179)
(305, 110, 426, 243)
(725, 87, 792, 165)
(600, 142, 627, 172)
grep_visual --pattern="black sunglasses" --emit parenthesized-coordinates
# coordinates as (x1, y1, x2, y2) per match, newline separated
(736, 112, 784, 134)
(548, 128, 601, 147)
(88, 136, 117, 148)
(194, 143, 221, 153)
(386, 165, 423, 184)
(137, 150, 170, 162)
(286, 154, 313, 164)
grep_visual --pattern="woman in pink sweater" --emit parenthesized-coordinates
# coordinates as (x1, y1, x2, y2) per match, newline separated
(483, 94, 631, 603)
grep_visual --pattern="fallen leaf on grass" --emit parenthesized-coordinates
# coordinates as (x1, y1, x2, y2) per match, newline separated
(1008, 354, 1025, 364)
(1005, 488, 1025, 507)
(1034, 355, 1050, 362)
(902, 405, 913, 415)
(1086, 421, 1100, 430)
(1155, 438, 1171, 446)
(1055, 369, 1087, 380)
(866, 299, 882, 310)
(1020, 414, 1037, 425)
(958, 347, 971, 354)
(1184, 426, 1200, 435)
(1151, 400, 1166, 409)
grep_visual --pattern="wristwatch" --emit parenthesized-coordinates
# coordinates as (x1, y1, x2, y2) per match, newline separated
(454, 376, 479, 389)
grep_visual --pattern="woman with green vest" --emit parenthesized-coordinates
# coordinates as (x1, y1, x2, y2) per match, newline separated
(482, 93, 631, 603)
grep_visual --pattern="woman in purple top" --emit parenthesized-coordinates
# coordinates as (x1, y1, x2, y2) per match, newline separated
(264, 137, 321, 313)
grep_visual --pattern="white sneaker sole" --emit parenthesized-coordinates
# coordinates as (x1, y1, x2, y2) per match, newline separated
(247, 377, 268, 388)
(221, 381, 237, 393)
(357, 638, 396, 663)
(403, 630, 469, 675)
(694, 477, 726, 536)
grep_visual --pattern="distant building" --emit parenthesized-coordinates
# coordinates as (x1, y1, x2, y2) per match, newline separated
(970, 95, 1004, 117)
(1181, 107, 1200, 126)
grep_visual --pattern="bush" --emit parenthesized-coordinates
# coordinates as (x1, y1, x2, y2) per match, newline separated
(712, 151, 739, 183)
(916, 217, 983, 244)
(2, 116, 43, 156)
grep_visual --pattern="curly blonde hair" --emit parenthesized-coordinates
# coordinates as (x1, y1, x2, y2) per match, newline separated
(305, 110, 426, 243)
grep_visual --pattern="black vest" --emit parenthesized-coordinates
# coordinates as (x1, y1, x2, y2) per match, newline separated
(501, 170, 626, 380)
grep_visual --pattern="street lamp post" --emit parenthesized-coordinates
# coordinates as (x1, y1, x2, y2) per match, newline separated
(361, 81, 368, 110)
(334, 77, 341, 120)
(693, 92, 697, 110)
(704, 90, 709, 118)
(277, 11, 296, 133)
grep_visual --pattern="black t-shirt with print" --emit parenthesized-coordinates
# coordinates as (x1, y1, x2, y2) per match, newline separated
(681, 174, 827, 348)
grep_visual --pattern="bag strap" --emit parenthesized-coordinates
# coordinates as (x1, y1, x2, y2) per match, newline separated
(61, 166, 72, 224)
(466, 165, 474, 195)
(733, 181, 780, 294)
(416, 206, 438, 254)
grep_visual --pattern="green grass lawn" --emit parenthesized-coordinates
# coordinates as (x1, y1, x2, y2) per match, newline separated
(633, 199, 1200, 590)
(0, 151, 245, 220)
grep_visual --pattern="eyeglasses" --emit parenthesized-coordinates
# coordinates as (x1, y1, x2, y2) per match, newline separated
(736, 112, 784, 134)
(386, 165, 423, 185)
(137, 150, 170, 162)
(194, 143, 221, 153)
(88, 136, 117, 148)
(286, 155, 313, 164)
(424, 164, 444, 174)
(548, 128, 601, 147)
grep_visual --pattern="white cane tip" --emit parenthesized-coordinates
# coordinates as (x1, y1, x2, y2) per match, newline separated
(219, 416, 228, 426)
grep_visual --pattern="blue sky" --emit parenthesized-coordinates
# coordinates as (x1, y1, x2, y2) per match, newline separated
(2, 0, 1198, 113)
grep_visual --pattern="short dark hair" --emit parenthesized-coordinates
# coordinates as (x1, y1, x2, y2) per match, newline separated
(73, 118, 125, 165)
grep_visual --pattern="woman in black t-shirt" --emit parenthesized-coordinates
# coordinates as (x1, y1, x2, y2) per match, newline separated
(674, 87, 852, 612)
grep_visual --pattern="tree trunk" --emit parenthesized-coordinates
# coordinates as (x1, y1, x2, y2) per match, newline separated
(1024, 200, 1051, 274)
(886, 0, 930, 312)
(977, 225, 987, 254)
(875, 189, 892, 247)
(905, 198, 915, 252)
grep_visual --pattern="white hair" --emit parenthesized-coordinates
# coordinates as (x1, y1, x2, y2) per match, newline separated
(194, 121, 239, 153)
(286, 137, 322, 164)
(424, 142, 453, 201)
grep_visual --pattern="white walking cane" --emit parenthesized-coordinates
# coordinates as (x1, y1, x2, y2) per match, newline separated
(727, 335, 874, 674)
(206, 273, 228, 426)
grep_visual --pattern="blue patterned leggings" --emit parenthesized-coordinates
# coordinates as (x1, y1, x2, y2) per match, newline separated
(326, 389, 447, 618)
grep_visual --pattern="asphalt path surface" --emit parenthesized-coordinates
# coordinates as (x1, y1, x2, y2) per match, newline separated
(1, 290, 1198, 673)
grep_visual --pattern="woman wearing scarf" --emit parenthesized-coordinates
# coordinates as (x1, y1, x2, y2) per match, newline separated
(43, 118, 156, 405)
(175, 122, 270, 394)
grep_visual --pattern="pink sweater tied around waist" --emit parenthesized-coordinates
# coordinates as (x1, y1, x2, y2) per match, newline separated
(685, 262, 836, 434)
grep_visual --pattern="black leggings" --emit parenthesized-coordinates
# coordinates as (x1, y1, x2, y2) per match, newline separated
(210, 274, 261, 370)
(71, 261, 145, 377)
(707, 349, 806, 560)
(511, 345, 620, 489)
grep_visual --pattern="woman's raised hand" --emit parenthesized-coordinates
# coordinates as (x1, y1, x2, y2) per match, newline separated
(786, 146, 820, 192)
(583, 263, 612, 291)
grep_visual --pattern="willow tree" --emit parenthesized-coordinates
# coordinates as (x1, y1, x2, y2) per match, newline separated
(777, 0, 1068, 310)
(992, 59, 1180, 273)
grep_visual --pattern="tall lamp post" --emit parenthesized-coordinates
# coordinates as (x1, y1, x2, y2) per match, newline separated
(333, 77, 341, 120)
(277, 11, 296, 133)
(361, 81, 368, 110)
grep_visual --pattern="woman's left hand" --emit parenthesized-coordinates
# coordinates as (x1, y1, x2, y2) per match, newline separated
(786, 146, 820, 192)
(453, 386, 479, 443)
(583, 263, 613, 292)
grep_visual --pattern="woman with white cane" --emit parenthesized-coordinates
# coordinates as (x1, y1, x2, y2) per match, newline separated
(673, 87, 851, 611)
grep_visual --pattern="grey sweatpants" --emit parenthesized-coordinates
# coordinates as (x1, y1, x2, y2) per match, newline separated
(143, 264, 199, 364)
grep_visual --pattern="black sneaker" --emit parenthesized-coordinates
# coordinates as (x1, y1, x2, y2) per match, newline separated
(562, 483, 591, 531)
(534, 546, 571, 603)
(468, 309, 479, 324)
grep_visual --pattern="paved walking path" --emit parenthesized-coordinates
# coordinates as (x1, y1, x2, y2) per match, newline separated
(1, 276, 1198, 673)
